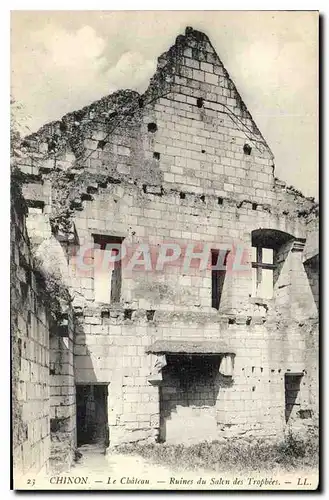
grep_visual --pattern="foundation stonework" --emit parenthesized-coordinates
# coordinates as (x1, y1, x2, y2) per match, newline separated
(12, 27, 318, 471)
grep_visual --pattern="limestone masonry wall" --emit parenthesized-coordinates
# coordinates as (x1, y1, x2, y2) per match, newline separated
(11, 177, 76, 480)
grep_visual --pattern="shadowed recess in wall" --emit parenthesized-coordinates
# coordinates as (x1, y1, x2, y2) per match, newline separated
(159, 355, 233, 443)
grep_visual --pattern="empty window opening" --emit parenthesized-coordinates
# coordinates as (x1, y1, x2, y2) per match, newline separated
(153, 152, 160, 160)
(196, 97, 204, 108)
(180, 192, 186, 199)
(252, 203, 258, 211)
(218, 197, 223, 205)
(76, 384, 109, 450)
(285, 374, 303, 423)
(243, 143, 252, 155)
(93, 234, 123, 304)
(251, 245, 275, 299)
(211, 250, 227, 310)
(148, 122, 158, 133)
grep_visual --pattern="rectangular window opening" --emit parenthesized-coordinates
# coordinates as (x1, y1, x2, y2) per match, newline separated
(251, 246, 275, 299)
(284, 373, 303, 423)
(211, 250, 227, 310)
(92, 234, 123, 304)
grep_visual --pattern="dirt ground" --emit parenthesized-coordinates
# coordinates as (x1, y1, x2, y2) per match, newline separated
(45, 443, 318, 491)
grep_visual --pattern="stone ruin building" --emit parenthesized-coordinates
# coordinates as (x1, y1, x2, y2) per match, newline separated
(11, 27, 319, 477)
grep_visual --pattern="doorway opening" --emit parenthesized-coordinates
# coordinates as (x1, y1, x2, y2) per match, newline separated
(284, 373, 303, 424)
(76, 384, 109, 450)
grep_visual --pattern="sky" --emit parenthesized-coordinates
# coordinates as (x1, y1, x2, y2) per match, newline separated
(11, 10, 318, 198)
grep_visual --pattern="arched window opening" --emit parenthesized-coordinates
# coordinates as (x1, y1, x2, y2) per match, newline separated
(251, 229, 295, 300)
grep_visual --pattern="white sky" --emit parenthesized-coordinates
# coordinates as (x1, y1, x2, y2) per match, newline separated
(11, 10, 318, 198)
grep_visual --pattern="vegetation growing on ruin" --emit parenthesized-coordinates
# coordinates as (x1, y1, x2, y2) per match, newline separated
(114, 431, 318, 473)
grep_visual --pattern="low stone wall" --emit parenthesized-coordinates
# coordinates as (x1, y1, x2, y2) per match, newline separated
(49, 307, 76, 473)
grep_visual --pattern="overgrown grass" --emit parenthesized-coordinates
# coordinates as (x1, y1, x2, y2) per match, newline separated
(114, 431, 319, 473)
